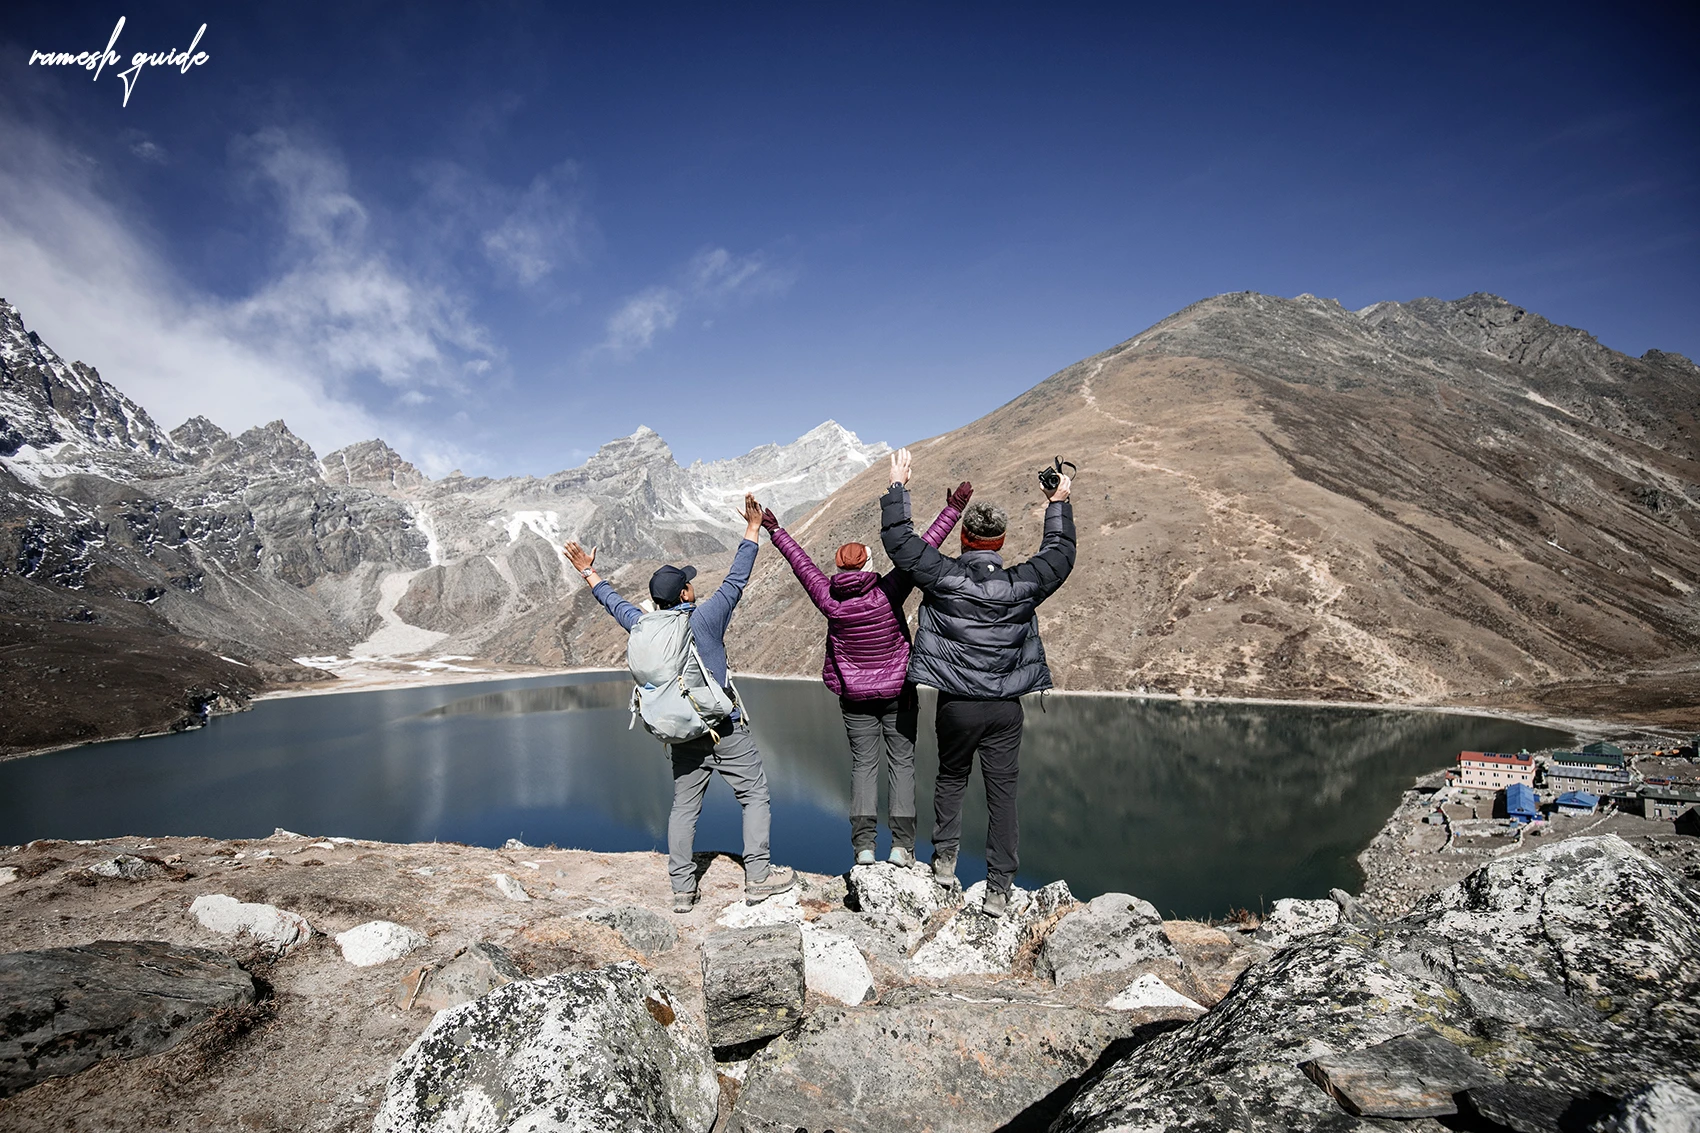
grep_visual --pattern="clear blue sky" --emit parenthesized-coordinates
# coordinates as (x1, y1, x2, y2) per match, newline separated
(2, 3, 1695, 476)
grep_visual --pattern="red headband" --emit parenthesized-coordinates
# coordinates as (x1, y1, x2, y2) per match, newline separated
(961, 531, 1005, 552)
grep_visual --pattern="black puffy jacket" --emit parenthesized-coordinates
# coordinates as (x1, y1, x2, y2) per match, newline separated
(879, 483, 1076, 699)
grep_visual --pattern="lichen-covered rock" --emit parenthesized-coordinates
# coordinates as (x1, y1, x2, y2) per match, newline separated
(728, 993, 1140, 1133)
(1036, 891, 1176, 986)
(800, 924, 874, 1006)
(1252, 896, 1341, 948)
(714, 889, 805, 929)
(488, 872, 530, 902)
(848, 861, 960, 926)
(909, 880, 1074, 979)
(1106, 973, 1205, 1015)
(0, 940, 256, 1097)
(1055, 836, 1700, 1132)
(189, 893, 311, 956)
(371, 962, 716, 1133)
(85, 854, 167, 881)
(581, 905, 678, 955)
(700, 924, 806, 1050)
(333, 921, 427, 967)
(1608, 1078, 1700, 1132)
(811, 910, 921, 968)
(1301, 1028, 1500, 1118)
(404, 943, 524, 1013)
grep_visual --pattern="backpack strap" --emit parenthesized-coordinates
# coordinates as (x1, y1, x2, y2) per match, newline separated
(685, 632, 745, 727)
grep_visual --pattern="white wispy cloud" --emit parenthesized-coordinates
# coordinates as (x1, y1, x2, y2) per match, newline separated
(0, 120, 491, 475)
(480, 163, 586, 285)
(603, 286, 683, 354)
(414, 159, 588, 289)
(596, 246, 792, 358)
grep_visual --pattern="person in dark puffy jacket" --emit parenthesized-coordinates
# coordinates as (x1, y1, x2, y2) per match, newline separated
(762, 469, 970, 866)
(879, 447, 1074, 917)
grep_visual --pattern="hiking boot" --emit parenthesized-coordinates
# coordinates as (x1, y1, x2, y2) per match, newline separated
(855, 849, 876, 866)
(931, 851, 957, 888)
(982, 888, 1009, 918)
(888, 846, 915, 867)
(745, 865, 795, 904)
(672, 889, 699, 914)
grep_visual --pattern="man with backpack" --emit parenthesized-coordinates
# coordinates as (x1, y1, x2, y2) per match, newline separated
(562, 492, 793, 913)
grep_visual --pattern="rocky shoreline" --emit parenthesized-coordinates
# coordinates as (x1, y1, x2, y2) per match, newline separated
(3, 809, 1699, 1131)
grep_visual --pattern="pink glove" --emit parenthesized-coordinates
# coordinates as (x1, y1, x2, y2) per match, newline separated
(760, 508, 779, 532)
(947, 481, 973, 510)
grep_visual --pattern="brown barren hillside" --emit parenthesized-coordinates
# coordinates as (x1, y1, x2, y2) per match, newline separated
(717, 292, 1700, 725)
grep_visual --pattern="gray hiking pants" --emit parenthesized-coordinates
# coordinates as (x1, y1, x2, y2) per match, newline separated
(668, 722, 772, 894)
(843, 687, 918, 852)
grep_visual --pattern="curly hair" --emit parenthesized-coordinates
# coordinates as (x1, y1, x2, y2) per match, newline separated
(962, 501, 1008, 538)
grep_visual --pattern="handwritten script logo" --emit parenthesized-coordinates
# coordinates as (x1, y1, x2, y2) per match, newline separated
(28, 17, 209, 107)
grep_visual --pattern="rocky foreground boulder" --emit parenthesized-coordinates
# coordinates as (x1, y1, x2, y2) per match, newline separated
(1054, 835, 1700, 1132)
(728, 990, 1145, 1133)
(0, 940, 256, 1097)
(372, 961, 717, 1133)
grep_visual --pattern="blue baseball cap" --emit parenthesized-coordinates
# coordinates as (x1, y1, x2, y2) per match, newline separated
(649, 564, 697, 603)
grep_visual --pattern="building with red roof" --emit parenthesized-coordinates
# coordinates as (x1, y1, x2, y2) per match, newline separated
(1456, 751, 1536, 792)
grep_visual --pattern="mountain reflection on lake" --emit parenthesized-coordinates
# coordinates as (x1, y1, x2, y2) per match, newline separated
(0, 673, 1570, 919)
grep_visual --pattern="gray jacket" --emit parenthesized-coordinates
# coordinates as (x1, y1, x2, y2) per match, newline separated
(879, 483, 1076, 700)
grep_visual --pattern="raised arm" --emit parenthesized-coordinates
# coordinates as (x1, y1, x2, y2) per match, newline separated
(879, 482, 956, 593)
(1010, 476, 1076, 604)
(564, 541, 643, 631)
(920, 481, 972, 548)
(693, 494, 764, 638)
(769, 521, 834, 612)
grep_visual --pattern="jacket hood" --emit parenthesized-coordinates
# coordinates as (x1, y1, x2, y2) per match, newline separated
(830, 570, 880, 599)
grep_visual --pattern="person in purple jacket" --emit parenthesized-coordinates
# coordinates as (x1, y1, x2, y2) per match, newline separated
(761, 458, 972, 866)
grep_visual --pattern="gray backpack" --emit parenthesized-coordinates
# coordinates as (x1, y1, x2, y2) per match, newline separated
(626, 608, 739, 745)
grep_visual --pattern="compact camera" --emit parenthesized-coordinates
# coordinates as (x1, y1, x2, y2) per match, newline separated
(1036, 456, 1076, 493)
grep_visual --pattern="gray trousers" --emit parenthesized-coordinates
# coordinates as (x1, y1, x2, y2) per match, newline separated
(843, 687, 919, 851)
(668, 722, 772, 894)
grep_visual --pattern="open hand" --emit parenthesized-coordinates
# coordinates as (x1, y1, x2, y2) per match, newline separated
(948, 481, 972, 509)
(1047, 474, 1072, 504)
(760, 507, 779, 532)
(741, 493, 764, 533)
(563, 541, 596, 574)
(890, 447, 912, 486)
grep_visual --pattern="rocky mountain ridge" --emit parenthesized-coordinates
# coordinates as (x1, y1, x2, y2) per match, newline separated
(0, 297, 885, 752)
(716, 291, 1700, 725)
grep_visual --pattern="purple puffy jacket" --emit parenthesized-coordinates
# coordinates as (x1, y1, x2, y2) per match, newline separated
(771, 502, 962, 701)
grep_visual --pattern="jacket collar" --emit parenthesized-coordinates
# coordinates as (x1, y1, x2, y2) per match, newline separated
(958, 549, 1004, 569)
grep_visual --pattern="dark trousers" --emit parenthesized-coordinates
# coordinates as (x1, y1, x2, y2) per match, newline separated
(932, 694, 1023, 893)
(842, 685, 919, 852)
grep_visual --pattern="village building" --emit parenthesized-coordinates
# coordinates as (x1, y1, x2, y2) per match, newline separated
(1456, 751, 1535, 792)
(1505, 782, 1539, 824)
(1643, 787, 1700, 822)
(1555, 790, 1600, 816)
(1545, 751, 1631, 795)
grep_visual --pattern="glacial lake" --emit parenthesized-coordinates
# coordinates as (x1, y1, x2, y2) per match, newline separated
(0, 674, 1570, 919)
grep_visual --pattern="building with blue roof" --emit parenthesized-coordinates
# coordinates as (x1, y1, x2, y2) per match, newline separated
(1555, 790, 1601, 815)
(1504, 782, 1539, 824)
